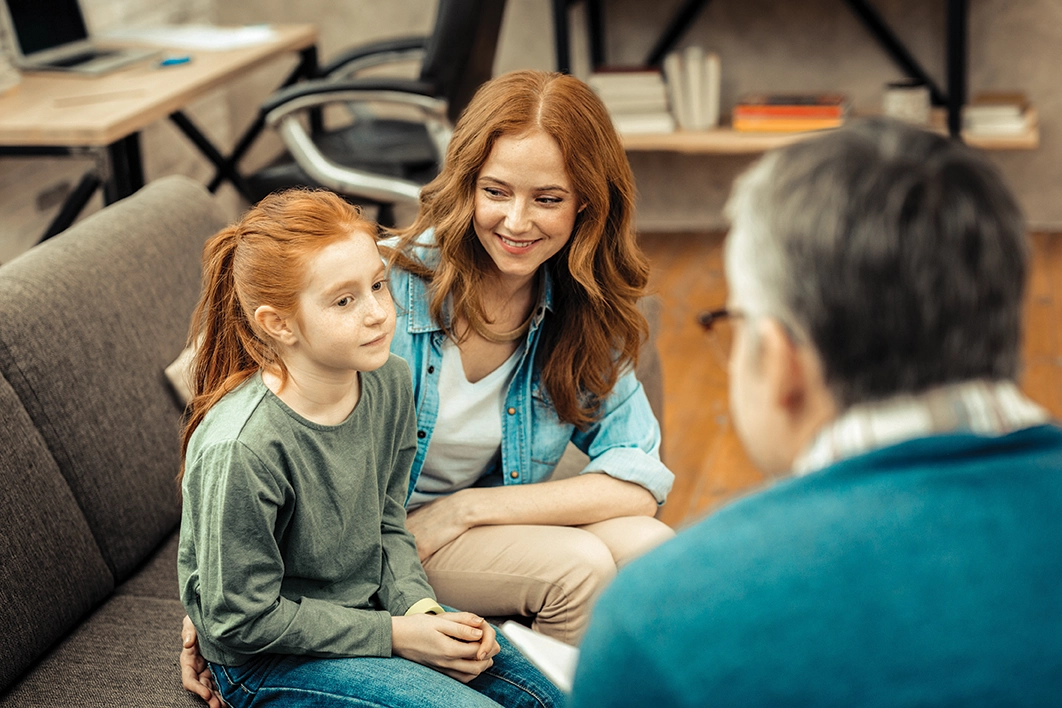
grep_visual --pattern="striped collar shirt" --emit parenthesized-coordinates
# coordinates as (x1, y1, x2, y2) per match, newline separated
(792, 379, 1050, 477)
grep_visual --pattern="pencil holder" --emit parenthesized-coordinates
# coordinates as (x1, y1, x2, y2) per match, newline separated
(883, 79, 930, 126)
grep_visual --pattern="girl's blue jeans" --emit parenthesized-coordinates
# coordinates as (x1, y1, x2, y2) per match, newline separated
(208, 630, 562, 707)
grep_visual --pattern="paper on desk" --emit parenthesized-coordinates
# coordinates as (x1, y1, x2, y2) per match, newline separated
(498, 620, 579, 693)
(103, 24, 277, 51)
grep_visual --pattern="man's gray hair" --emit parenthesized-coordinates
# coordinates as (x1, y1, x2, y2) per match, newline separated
(725, 117, 1028, 409)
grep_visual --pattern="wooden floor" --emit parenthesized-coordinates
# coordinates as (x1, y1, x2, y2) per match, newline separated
(642, 231, 1062, 530)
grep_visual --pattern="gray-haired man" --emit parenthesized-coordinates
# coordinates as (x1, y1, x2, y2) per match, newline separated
(570, 118, 1062, 706)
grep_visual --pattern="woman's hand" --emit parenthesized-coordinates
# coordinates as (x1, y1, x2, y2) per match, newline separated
(405, 491, 478, 560)
(391, 611, 500, 682)
(181, 615, 224, 708)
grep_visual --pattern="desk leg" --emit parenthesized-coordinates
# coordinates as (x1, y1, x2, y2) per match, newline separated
(170, 111, 255, 201)
(41, 171, 102, 240)
(104, 133, 144, 205)
(205, 43, 322, 195)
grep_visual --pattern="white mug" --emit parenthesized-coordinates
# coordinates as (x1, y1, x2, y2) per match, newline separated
(883, 80, 930, 125)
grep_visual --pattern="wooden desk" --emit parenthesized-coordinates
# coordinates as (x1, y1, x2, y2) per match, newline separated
(0, 24, 318, 238)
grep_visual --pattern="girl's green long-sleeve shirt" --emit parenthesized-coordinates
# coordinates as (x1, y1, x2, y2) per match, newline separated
(178, 354, 434, 667)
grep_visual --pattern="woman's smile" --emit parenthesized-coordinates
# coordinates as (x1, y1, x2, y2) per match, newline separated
(473, 129, 579, 287)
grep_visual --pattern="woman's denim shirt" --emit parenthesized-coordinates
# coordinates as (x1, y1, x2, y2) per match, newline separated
(385, 238, 674, 506)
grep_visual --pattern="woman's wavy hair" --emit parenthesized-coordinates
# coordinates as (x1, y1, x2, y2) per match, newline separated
(386, 69, 650, 429)
(178, 189, 375, 481)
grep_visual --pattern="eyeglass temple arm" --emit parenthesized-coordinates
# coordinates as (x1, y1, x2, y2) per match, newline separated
(697, 309, 729, 329)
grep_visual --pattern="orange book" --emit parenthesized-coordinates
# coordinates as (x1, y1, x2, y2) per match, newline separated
(732, 116, 845, 132)
(734, 93, 849, 119)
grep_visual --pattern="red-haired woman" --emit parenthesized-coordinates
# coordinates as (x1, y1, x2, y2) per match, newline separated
(183, 70, 673, 706)
(385, 69, 674, 643)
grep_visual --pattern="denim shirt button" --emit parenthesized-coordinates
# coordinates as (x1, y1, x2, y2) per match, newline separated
(428, 366, 435, 374)
(507, 407, 516, 415)
(510, 470, 519, 479)
(417, 430, 426, 439)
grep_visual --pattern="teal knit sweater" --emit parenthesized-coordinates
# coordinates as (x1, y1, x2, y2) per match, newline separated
(572, 426, 1062, 706)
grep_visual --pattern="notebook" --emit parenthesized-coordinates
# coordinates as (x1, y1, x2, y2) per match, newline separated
(498, 620, 580, 693)
(1, 0, 156, 75)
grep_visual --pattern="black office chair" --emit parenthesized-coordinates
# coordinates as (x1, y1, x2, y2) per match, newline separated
(246, 0, 508, 226)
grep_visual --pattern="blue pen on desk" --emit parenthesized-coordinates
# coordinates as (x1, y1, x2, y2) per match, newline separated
(158, 55, 192, 67)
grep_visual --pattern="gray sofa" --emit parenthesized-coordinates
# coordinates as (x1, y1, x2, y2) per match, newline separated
(0, 177, 227, 706)
(0, 175, 664, 706)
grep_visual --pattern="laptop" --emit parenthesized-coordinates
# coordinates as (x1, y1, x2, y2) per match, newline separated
(1, 0, 157, 75)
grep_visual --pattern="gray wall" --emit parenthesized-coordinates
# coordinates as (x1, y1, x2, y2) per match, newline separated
(1, 0, 1058, 261)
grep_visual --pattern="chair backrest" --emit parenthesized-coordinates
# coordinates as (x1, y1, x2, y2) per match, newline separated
(419, 0, 508, 123)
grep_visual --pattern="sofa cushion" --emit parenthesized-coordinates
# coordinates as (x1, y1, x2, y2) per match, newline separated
(0, 595, 202, 707)
(114, 531, 181, 600)
(0, 176, 228, 583)
(0, 373, 113, 693)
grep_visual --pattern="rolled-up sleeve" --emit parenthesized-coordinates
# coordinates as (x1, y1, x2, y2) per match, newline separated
(571, 369, 674, 504)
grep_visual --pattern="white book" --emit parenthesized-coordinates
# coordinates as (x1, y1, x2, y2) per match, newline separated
(664, 51, 692, 130)
(684, 46, 708, 130)
(704, 51, 721, 128)
(498, 621, 580, 693)
(603, 95, 670, 114)
(963, 109, 1028, 126)
(965, 105, 1025, 120)
(588, 71, 665, 92)
(611, 111, 677, 135)
(963, 114, 1031, 135)
(593, 81, 668, 103)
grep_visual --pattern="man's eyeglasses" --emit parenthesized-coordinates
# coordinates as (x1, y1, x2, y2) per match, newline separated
(697, 308, 740, 370)
(697, 308, 732, 331)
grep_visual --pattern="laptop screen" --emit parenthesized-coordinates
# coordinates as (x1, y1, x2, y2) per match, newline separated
(4, 0, 89, 57)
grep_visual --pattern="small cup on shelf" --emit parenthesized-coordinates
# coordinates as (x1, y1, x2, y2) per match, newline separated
(883, 79, 930, 126)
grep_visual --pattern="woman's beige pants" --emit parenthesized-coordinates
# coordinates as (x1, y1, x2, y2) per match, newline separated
(409, 513, 675, 644)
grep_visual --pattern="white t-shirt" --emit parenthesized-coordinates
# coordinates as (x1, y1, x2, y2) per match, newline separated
(406, 338, 522, 509)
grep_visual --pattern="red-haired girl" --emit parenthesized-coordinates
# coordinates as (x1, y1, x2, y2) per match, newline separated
(177, 189, 561, 707)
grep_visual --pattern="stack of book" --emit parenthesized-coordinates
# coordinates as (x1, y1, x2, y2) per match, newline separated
(587, 69, 676, 135)
(962, 91, 1033, 136)
(663, 46, 721, 131)
(732, 93, 849, 132)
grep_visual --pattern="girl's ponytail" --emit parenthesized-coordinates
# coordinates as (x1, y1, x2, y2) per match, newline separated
(179, 226, 262, 479)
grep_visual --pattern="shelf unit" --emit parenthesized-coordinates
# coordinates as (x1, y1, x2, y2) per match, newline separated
(618, 107, 1040, 154)
(553, 0, 1013, 143)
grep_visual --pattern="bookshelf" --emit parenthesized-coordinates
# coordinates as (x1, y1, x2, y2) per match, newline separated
(557, 0, 1039, 152)
(619, 107, 1040, 154)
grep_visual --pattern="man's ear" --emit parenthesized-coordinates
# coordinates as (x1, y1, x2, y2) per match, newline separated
(255, 305, 297, 347)
(759, 318, 808, 416)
